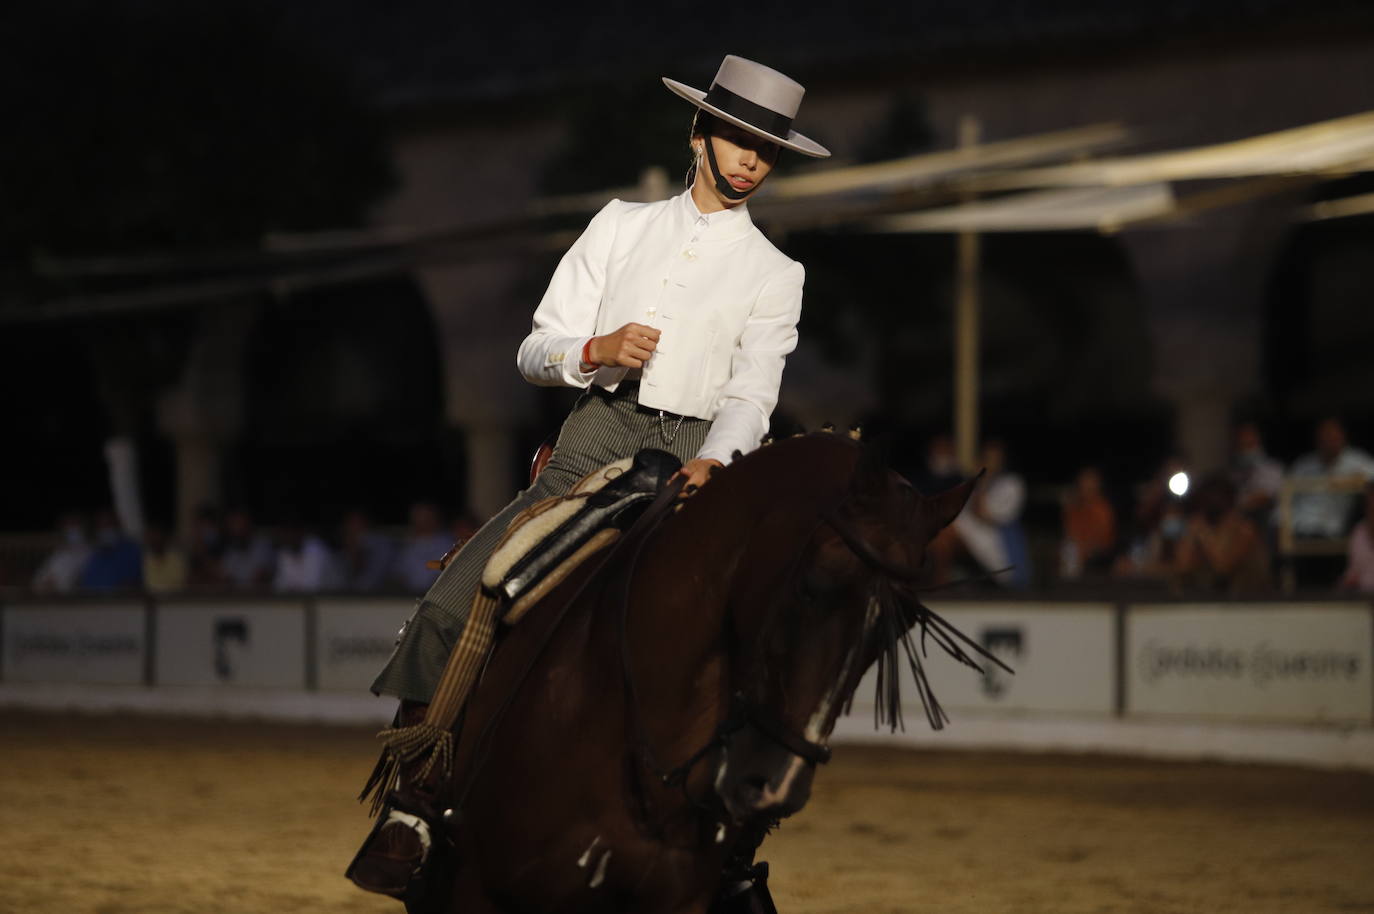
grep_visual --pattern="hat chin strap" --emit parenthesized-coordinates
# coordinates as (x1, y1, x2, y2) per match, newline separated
(703, 133, 754, 201)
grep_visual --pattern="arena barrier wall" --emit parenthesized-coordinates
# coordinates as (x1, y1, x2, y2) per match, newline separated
(2, 595, 1372, 769)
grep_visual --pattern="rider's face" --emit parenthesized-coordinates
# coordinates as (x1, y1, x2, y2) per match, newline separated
(693, 121, 780, 208)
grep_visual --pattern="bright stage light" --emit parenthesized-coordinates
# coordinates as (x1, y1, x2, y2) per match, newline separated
(1168, 471, 1190, 497)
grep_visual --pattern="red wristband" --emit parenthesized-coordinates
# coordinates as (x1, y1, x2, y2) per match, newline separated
(580, 338, 596, 371)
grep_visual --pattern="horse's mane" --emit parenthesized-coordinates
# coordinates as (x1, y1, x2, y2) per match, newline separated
(704, 432, 1007, 733)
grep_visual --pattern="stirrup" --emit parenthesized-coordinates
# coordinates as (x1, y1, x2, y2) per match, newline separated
(715, 861, 778, 914)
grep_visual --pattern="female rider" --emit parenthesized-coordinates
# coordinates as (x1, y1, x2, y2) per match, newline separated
(351, 54, 830, 906)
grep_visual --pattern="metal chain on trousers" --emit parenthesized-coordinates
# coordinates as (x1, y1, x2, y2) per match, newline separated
(658, 410, 685, 445)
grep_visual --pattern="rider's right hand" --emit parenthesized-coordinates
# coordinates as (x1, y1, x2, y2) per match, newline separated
(587, 322, 661, 369)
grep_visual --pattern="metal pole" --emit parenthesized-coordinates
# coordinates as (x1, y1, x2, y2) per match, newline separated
(954, 114, 982, 473)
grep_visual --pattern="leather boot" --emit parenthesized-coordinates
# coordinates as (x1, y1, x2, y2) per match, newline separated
(711, 820, 779, 914)
(347, 701, 437, 899)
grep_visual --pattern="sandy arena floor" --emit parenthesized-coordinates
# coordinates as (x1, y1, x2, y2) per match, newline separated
(0, 711, 1370, 914)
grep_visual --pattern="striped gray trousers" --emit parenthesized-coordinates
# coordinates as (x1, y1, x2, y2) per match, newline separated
(371, 382, 711, 703)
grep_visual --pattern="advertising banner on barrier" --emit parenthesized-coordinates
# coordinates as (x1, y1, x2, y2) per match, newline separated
(1127, 604, 1373, 723)
(155, 601, 306, 689)
(849, 602, 1117, 719)
(315, 599, 414, 692)
(1, 602, 145, 685)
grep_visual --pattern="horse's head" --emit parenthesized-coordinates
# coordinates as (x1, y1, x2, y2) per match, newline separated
(712, 437, 979, 825)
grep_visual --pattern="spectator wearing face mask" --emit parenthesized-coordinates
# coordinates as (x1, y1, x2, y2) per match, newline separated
(31, 512, 93, 594)
(78, 509, 143, 592)
(1174, 474, 1271, 595)
(1112, 457, 1190, 587)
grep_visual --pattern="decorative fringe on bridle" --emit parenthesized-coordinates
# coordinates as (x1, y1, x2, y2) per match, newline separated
(868, 577, 1012, 732)
(360, 589, 503, 816)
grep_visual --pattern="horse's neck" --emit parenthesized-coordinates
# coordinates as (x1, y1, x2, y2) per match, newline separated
(616, 469, 837, 754)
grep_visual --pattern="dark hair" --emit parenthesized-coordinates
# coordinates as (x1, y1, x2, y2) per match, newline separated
(685, 109, 723, 187)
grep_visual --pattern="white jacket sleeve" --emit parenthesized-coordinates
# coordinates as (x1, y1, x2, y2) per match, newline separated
(516, 200, 622, 388)
(696, 261, 804, 465)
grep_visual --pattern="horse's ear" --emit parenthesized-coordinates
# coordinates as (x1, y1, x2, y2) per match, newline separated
(912, 469, 984, 536)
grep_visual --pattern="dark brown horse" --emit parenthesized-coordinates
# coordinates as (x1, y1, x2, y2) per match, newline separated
(431, 432, 990, 914)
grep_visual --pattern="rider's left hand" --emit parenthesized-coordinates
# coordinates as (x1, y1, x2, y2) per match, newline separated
(673, 458, 723, 495)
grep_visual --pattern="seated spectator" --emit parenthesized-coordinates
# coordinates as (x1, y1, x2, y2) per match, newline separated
(1060, 466, 1116, 579)
(220, 508, 275, 591)
(31, 512, 92, 594)
(1339, 482, 1374, 594)
(932, 439, 1031, 589)
(1173, 474, 1271, 596)
(1113, 457, 1190, 587)
(187, 503, 225, 590)
(913, 433, 963, 496)
(272, 517, 336, 593)
(1289, 417, 1374, 539)
(78, 509, 143, 591)
(1229, 422, 1283, 526)
(339, 509, 397, 592)
(393, 501, 452, 593)
(141, 522, 188, 595)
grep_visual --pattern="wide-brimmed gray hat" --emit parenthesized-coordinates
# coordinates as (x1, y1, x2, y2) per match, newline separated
(663, 55, 830, 158)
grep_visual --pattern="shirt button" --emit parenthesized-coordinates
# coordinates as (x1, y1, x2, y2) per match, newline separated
(683, 249, 697, 261)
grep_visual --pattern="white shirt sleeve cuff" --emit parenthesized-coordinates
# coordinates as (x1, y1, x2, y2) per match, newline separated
(557, 337, 599, 387)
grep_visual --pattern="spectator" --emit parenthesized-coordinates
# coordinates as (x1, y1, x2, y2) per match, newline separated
(141, 522, 188, 595)
(1132, 454, 1189, 539)
(1338, 482, 1374, 594)
(339, 509, 397, 592)
(1289, 417, 1374, 539)
(1060, 466, 1116, 579)
(914, 433, 963, 496)
(187, 504, 225, 590)
(220, 508, 275, 591)
(78, 509, 143, 591)
(272, 517, 336, 593)
(1229, 422, 1283, 526)
(933, 439, 1031, 589)
(1113, 457, 1190, 587)
(1174, 474, 1271, 596)
(31, 512, 92, 594)
(392, 502, 453, 593)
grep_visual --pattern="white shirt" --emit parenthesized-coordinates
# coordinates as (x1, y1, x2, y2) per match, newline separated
(953, 472, 1026, 574)
(1289, 447, 1374, 537)
(272, 536, 335, 593)
(516, 191, 804, 465)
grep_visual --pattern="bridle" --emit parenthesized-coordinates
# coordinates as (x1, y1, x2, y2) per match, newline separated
(615, 491, 915, 823)
(452, 470, 921, 828)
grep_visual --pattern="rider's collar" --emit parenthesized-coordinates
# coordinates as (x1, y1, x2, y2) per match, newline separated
(680, 190, 753, 240)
